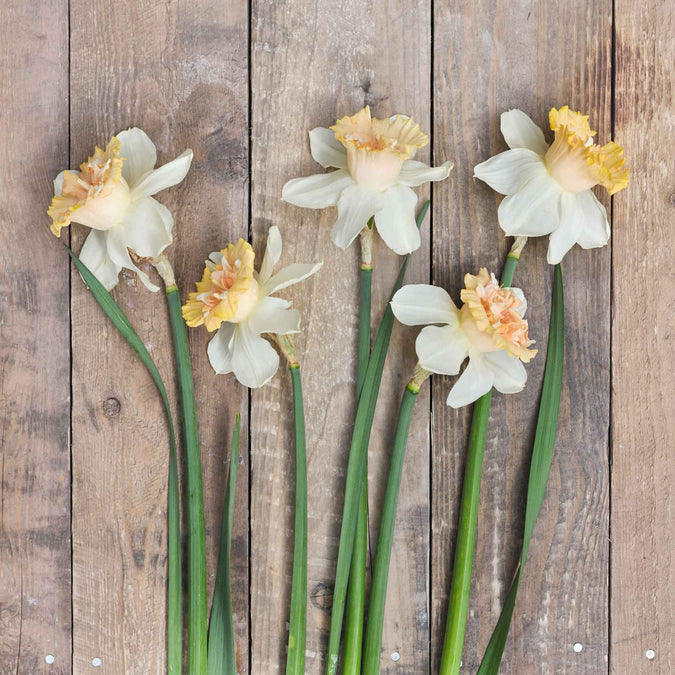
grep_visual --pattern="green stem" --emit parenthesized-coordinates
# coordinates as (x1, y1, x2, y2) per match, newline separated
(167, 437, 182, 674)
(166, 287, 207, 674)
(207, 414, 240, 675)
(362, 383, 420, 673)
(439, 239, 524, 675)
(325, 201, 429, 675)
(439, 391, 492, 675)
(342, 262, 372, 674)
(286, 364, 308, 675)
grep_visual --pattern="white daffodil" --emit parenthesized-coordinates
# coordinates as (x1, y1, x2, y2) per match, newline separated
(49, 128, 193, 291)
(391, 269, 537, 408)
(183, 227, 322, 389)
(282, 106, 453, 255)
(474, 106, 629, 265)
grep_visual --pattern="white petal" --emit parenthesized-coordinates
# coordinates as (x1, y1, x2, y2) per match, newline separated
(248, 296, 301, 336)
(123, 197, 173, 258)
(547, 192, 583, 265)
(282, 170, 353, 209)
(117, 128, 158, 186)
(309, 127, 347, 169)
(105, 225, 160, 292)
(259, 226, 282, 285)
(130, 149, 193, 197)
(416, 324, 469, 376)
(398, 160, 454, 187)
(332, 184, 385, 250)
(482, 350, 527, 394)
(264, 262, 323, 295)
(230, 323, 280, 388)
(575, 190, 610, 250)
(391, 284, 460, 326)
(79, 229, 122, 291)
(498, 175, 562, 237)
(373, 185, 420, 255)
(207, 322, 236, 375)
(446, 352, 494, 408)
(474, 148, 547, 195)
(500, 110, 549, 156)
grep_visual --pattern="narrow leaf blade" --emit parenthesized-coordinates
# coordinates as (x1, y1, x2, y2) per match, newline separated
(477, 264, 564, 674)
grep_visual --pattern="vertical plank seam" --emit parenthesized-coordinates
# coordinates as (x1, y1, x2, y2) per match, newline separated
(608, 0, 616, 671)
(67, 0, 74, 668)
(247, 0, 254, 670)
(428, 0, 435, 671)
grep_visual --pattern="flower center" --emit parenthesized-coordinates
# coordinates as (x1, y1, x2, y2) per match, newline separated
(182, 239, 257, 331)
(544, 106, 629, 195)
(460, 269, 536, 362)
(48, 136, 126, 235)
(331, 106, 429, 190)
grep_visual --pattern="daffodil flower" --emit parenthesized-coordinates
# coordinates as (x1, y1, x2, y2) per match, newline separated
(391, 269, 536, 407)
(183, 227, 322, 388)
(474, 106, 629, 264)
(282, 106, 453, 255)
(49, 128, 193, 291)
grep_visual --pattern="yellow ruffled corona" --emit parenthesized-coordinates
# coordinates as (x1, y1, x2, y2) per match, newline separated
(182, 239, 256, 332)
(48, 137, 125, 236)
(546, 106, 629, 196)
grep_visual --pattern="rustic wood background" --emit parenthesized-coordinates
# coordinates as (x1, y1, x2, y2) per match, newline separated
(0, 0, 672, 672)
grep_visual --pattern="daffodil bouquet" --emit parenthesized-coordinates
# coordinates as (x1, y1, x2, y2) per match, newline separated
(47, 99, 627, 675)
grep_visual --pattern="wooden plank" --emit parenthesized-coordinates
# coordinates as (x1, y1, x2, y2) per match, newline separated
(69, 0, 250, 670)
(431, 1, 612, 672)
(250, 2, 431, 671)
(0, 1, 71, 672)
(611, 1, 674, 672)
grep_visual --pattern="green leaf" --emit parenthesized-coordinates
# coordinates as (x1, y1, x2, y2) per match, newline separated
(66, 247, 183, 674)
(342, 264, 372, 675)
(208, 414, 241, 675)
(286, 366, 308, 675)
(362, 385, 419, 674)
(165, 288, 208, 674)
(325, 201, 429, 675)
(477, 263, 564, 674)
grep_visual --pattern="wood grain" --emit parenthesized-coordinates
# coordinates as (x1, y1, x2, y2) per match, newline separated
(249, 1, 431, 671)
(69, 0, 250, 671)
(431, 1, 612, 672)
(0, 1, 71, 672)
(611, 1, 674, 672)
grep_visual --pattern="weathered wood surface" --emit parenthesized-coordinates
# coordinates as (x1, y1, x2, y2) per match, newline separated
(250, 1, 431, 671)
(69, 0, 249, 672)
(0, 0, 72, 672)
(430, 1, 612, 673)
(611, 0, 675, 673)
(0, 0, 672, 673)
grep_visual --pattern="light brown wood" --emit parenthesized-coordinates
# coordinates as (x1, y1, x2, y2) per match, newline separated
(3, 1, 675, 673)
(69, 0, 250, 671)
(249, 1, 432, 671)
(431, 1, 612, 672)
(611, 1, 675, 673)
(0, 2, 71, 672)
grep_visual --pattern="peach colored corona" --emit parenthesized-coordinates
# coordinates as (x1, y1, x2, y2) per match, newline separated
(460, 269, 536, 362)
